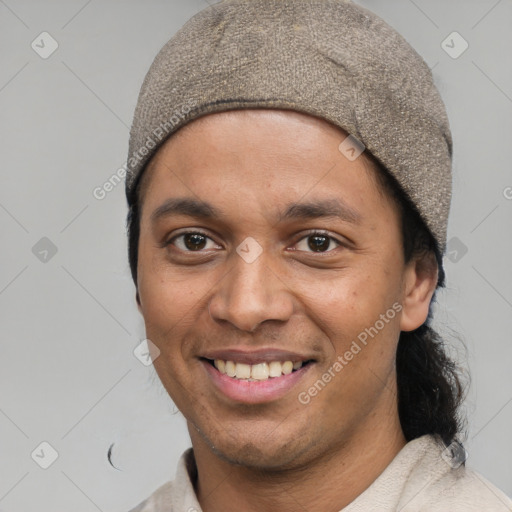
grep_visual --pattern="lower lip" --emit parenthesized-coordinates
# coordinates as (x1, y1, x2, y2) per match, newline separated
(202, 360, 313, 404)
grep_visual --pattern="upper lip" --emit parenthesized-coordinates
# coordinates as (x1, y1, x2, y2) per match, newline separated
(200, 348, 315, 365)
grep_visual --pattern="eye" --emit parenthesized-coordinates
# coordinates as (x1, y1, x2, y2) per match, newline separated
(294, 231, 342, 253)
(165, 230, 343, 254)
(167, 231, 220, 252)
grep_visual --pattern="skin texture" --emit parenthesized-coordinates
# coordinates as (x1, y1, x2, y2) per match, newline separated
(136, 110, 438, 512)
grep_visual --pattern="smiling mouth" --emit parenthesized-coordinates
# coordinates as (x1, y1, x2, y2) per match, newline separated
(203, 358, 314, 381)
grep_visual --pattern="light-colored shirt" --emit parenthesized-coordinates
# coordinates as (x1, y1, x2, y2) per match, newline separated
(128, 434, 512, 511)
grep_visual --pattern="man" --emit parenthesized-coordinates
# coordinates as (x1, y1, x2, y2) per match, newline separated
(124, 1, 512, 510)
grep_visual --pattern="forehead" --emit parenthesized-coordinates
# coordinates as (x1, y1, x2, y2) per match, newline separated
(138, 109, 395, 223)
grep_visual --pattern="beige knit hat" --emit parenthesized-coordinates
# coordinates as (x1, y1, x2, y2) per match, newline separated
(126, 0, 453, 259)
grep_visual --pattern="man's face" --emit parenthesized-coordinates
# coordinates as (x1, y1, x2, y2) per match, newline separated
(136, 110, 427, 470)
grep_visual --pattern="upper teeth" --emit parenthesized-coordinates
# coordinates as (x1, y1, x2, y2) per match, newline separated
(214, 360, 303, 380)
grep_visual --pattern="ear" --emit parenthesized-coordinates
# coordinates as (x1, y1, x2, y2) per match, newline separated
(399, 251, 438, 332)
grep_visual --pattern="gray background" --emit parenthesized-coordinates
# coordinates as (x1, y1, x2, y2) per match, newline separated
(0, 0, 511, 511)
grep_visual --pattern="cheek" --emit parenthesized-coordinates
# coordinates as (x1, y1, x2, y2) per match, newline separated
(139, 274, 202, 339)
(293, 264, 403, 393)
(136, 243, 223, 357)
(293, 264, 401, 330)
(138, 239, 196, 313)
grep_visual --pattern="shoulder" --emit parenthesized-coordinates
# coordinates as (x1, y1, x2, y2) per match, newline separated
(343, 435, 512, 511)
(424, 467, 512, 511)
(397, 436, 512, 511)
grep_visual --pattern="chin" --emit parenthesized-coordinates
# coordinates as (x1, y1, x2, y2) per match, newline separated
(198, 425, 318, 472)
(217, 443, 305, 471)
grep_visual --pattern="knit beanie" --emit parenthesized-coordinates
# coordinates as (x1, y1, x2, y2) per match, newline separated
(126, 0, 452, 275)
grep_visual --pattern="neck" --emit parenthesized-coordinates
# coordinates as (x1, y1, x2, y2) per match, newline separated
(189, 404, 406, 512)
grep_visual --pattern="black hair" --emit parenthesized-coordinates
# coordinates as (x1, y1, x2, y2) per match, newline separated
(367, 154, 466, 445)
(126, 150, 466, 447)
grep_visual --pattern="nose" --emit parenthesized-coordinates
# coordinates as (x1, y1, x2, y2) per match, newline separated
(208, 249, 295, 332)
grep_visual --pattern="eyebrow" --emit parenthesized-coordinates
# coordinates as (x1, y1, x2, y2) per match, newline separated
(280, 198, 361, 224)
(151, 197, 222, 223)
(150, 197, 362, 225)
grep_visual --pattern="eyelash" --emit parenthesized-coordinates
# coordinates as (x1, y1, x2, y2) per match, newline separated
(165, 230, 343, 254)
